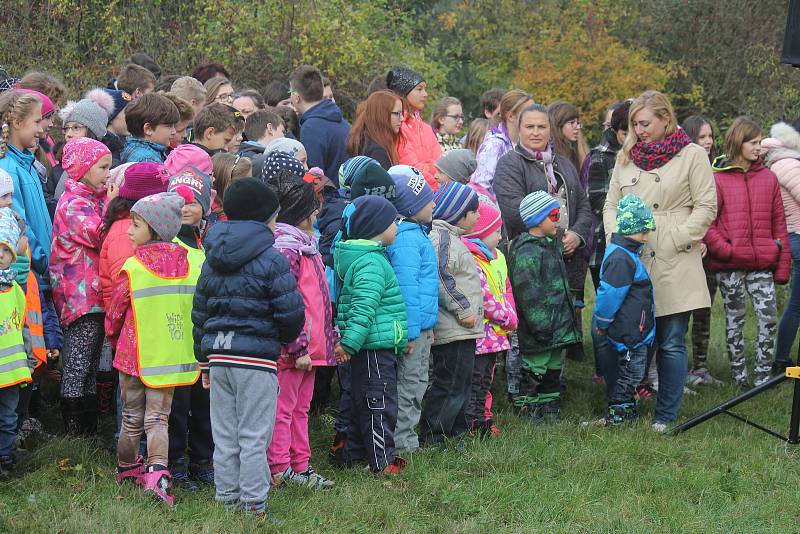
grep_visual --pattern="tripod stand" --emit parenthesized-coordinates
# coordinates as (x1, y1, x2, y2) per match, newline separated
(671, 367, 800, 444)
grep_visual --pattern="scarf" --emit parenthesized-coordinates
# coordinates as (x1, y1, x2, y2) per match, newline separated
(521, 143, 557, 193)
(273, 222, 319, 256)
(0, 268, 16, 287)
(630, 128, 692, 171)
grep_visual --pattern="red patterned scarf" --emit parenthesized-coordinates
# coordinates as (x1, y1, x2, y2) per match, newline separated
(630, 128, 692, 171)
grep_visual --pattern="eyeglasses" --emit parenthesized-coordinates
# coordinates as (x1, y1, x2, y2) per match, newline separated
(446, 114, 465, 121)
(216, 92, 235, 103)
(390, 111, 403, 119)
(61, 124, 85, 133)
(547, 209, 561, 222)
(566, 118, 582, 129)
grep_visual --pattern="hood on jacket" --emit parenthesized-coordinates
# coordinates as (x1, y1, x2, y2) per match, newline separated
(767, 122, 800, 151)
(334, 239, 384, 279)
(204, 220, 275, 272)
(135, 241, 189, 277)
(610, 233, 645, 254)
(300, 99, 344, 125)
(239, 141, 265, 158)
(711, 155, 764, 174)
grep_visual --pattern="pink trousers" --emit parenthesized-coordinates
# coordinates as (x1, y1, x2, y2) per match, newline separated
(267, 366, 316, 474)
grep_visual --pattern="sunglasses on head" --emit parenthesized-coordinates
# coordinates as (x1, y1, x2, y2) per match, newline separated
(547, 208, 560, 222)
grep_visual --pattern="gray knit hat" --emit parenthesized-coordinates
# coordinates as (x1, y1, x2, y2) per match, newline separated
(435, 149, 477, 184)
(131, 191, 191, 242)
(59, 99, 109, 139)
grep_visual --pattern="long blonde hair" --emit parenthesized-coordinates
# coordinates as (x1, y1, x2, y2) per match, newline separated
(0, 92, 42, 158)
(619, 90, 678, 165)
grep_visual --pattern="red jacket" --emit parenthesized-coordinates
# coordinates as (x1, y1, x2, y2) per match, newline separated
(704, 158, 791, 283)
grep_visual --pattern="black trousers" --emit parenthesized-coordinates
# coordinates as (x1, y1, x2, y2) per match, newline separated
(168, 380, 213, 467)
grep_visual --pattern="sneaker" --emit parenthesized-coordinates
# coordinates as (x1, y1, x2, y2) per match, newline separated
(488, 422, 502, 437)
(116, 455, 145, 485)
(287, 465, 335, 489)
(171, 468, 199, 491)
(636, 383, 656, 399)
(381, 456, 407, 475)
(189, 462, 214, 485)
(271, 467, 290, 488)
(686, 368, 723, 386)
(530, 400, 560, 425)
(651, 422, 668, 433)
(328, 431, 347, 465)
(141, 466, 175, 507)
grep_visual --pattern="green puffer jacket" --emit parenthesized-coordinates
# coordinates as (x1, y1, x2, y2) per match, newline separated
(334, 239, 408, 355)
(508, 232, 581, 354)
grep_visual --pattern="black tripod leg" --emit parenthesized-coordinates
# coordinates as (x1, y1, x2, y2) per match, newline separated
(789, 376, 800, 444)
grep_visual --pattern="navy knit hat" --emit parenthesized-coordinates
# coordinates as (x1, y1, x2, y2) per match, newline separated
(224, 177, 281, 223)
(389, 165, 434, 217)
(432, 180, 479, 224)
(519, 190, 560, 229)
(386, 66, 424, 97)
(261, 150, 305, 183)
(342, 195, 397, 241)
(103, 89, 133, 121)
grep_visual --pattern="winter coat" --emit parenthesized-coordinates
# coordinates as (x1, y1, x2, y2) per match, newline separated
(120, 138, 168, 164)
(594, 234, 656, 352)
(359, 135, 393, 170)
(508, 232, 580, 354)
(238, 141, 267, 174)
(397, 110, 442, 190)
(334, 239, 408, 355)
(603, 143, 717, 317)
(106, 241, 189, 377)
(317, 186, 348, 267)
(429, 219, 484, 345)
(273, 223, 337, 367)
(463, 239, 517, 354)
(299, 99, 351, 180)
(587, 129, 622, 267)
(192, 220, 306, 374)
(102, 131, 127, 169)
(50, 179, 105, 326)
(704, 158, 790, 283)
(0, 144, 53, 283)
(386, 220, 439, 340)
(471, 123, 513, 198)
(99, 217, 134, 310)
(762, 122, 800, 234)
(494, 144, 592, 293)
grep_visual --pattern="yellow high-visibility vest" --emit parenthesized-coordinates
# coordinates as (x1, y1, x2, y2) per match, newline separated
(0, 283, 31, 388)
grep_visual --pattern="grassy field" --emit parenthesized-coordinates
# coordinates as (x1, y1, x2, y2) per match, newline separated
(1, 293, 799, 533)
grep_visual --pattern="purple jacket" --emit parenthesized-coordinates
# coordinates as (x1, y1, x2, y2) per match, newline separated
(471, 123, 513, 198)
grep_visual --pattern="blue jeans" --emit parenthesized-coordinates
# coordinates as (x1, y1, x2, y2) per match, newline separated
(0, 386, 20, 458)
(653, 312, 691, 424)
(608, 345, 648, 405)
(776, 233, 800, 365)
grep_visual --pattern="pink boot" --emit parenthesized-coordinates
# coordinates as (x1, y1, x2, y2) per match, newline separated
(116, 455, 144, 485)
(141, 466, 175, 507)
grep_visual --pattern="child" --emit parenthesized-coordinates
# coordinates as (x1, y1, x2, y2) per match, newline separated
(170, 76, 207, 117)
(706, 116, 790, 387)
(58, 98, 109, 142)
(266, 170, 336, 489)
(385, 165, 438, 453)
(434, 149, 491, 201)
(190, 103, 245, 156)
(508, 190, 581, 423)
(239, 110, 285, 171)
(419, 180, 484, 446)
(210, 153, 252, 222)
(0, 208, 31, 477)
(593, 195, 656, 426)
(193, 177, 305, 517)
(50, 138, 115, 435)
(121, 93, 179, 164)
(162, 93, 195, 149)
(334, 195, 408, 473)
(86, 88, 133, 168)
(115, 63, 156, 99)
(106, 189, 200, 506)
(164, 144, 213, 177)
(462, 200, 517, 435)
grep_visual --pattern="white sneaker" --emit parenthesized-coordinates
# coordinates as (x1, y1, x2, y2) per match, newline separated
(651, 422, 668, 433)
(287, 465, 335, 490)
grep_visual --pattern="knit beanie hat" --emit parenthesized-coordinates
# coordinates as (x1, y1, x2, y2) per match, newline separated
(342, 195, 398, 241)
(12, 88, 54, 118)
(164, 144, 213, 176)
(264, 137, 305, 159)
(616, 194, 656, 235)
(261, 150, 305, 183)
(224, 177, 281, 223)
(519, 190, 560, 229)
(130, 190, 190, 242)
(0, 169, 13, 198)
(268, 169, 319, 226)
(432, 180, 479, 224)
(102, 88, 132, 121)
(386, 66, 424, 97)
(0, 207, 19, 261)
(59, 99, 109, 139)
(464, 201, 502, 240)
(168, 165, 213, 215)
(120, 162, 169, 201)
(435, 149, 477, 184)
(62, 137, 112, 182)
(389, 165, 434, 217)
(350, 162, 396, 200)
(338, 156, 377, 189)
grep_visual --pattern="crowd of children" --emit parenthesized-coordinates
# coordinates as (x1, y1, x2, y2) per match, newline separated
(0, 56, 797, 520)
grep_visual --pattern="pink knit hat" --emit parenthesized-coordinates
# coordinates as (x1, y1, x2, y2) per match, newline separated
(12, 88, 55, 118)
(464, 200, 502, 240)
(164, 144, 213, 176)
(120, 162, 169, 201)
(61, 138, 111, 182)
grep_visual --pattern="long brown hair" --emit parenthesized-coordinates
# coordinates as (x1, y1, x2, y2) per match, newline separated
(548, 101, 589, 173)
(212, 152, 252, 207)
(347, 90, 402, 164)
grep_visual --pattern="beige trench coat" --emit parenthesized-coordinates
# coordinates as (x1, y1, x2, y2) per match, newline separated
(603, 143, 717, 317)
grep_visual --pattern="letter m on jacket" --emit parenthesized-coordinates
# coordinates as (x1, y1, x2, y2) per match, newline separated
(213, 331, 234, 350)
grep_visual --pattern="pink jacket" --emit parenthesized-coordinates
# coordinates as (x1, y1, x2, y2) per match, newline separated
(762, 122, 800, 234)
(49, 179, 106, 326)
(397, 110, 442, 191)
(105, 242, 189, 377)
(99, 217, 134, 310)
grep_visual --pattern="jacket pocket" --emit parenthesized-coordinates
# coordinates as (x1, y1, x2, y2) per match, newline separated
(364, 380, 386, 411)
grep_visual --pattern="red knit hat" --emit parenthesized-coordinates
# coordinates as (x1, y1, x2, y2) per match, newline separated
(464, 200, 502, 240)
(120, 162, 170, 201)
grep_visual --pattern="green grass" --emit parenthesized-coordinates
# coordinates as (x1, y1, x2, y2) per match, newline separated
(2, 291, 800, 533)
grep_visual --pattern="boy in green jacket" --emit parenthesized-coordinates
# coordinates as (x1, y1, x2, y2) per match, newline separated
(508, 190, 581, 424)
(334, 195, 408, 474)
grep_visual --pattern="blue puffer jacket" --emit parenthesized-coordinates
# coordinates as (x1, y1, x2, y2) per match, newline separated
(299, 99, 350, 180)
(192, 220, 306, 374)
(120, 138, 168, 164)
(386, 220, 438, 340)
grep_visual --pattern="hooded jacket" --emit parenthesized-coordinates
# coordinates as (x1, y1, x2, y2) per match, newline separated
(192, 220, 306, 373)
(300, 99, 350, 180)
(704, 156, 790, 283)
(762, 122, 800, 234)
(238, 140, 267, 173)
(396, 110, 442, 190)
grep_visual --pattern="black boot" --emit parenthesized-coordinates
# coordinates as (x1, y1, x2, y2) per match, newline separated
(82, 395, 98, 437)
(61, 397, 83, 436)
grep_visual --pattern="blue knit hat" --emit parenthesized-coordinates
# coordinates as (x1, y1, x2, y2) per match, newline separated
(342, 195, 398, 241)
(389, 165, 434, 217)
(519, 190, 560, 229)
(432, 180, 479, 224)
(616, 194, 655, 235)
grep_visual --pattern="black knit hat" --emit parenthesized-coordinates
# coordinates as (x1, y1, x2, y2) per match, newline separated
(386, 66, 424, 97)
(267, 169, 319, 226)
(342, 195, 398, 241)
(224, 177, 281, 222)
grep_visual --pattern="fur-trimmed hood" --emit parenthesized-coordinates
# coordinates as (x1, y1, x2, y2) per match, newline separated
(762, 122, 800, 167)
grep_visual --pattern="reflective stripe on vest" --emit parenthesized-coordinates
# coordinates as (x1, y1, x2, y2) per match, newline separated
(0, 283, 31, 388)
(476, 249, 511, 336)
(24, 269, 47, 368)
(121, 256, 200, 388)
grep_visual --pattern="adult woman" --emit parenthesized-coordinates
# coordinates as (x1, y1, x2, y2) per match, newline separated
(471, 90, 534, 198)
(346, 90, 403, 170)
(549, 102, 589, 190)
(204, 77, 234, 106)
(386, 66, 441, 189)
(430, 96, 464, 153)
(602, 91, 717, 431)
(232, 90, 264, 118)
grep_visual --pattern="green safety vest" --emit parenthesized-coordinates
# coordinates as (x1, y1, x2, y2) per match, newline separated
(173, 237, 205, 273)
(121, 256, 201, 388)
(0, 283, 31, 388)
